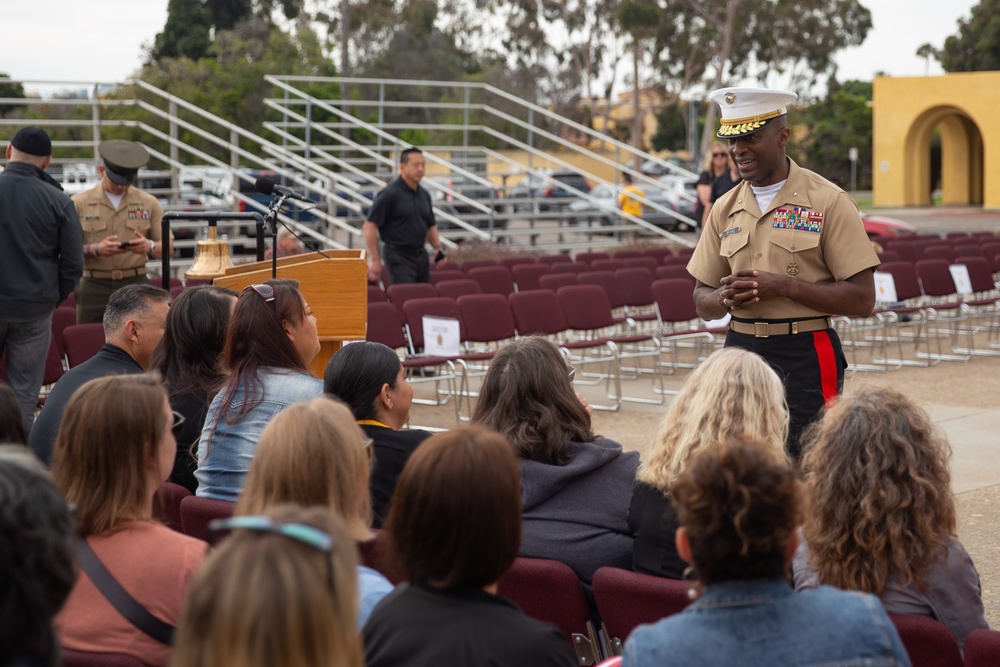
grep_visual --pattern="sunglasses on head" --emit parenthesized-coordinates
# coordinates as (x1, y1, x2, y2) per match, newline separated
(243, 283, 275, 302)
(171, 411, 185, 438)
(207, 516, 336, 592)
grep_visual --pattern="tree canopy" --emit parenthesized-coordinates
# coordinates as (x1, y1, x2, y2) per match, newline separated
(940, 0, 1000, 71)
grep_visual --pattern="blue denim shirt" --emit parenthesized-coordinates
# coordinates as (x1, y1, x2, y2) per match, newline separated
(622, 578, 911, 667)
(195, 368, 323, 501)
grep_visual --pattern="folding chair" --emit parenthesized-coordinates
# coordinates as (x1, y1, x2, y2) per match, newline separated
(924, 244, 956, 263)
(367, 302, 459, 421)
(401, 297, 475, 418)
(655, 265, 695, 283)
(512, 263, 553, 292)
(641, 247, 673, 263)
(427, 269, 466, 285)
(539, 273, 580, 291)
(914, 259, 972, 362)
(592, 566, 691, 655)
(386, 283, 437, 308)
(964, 628, 1000, 667)
(870, 261, 941, 368)
(467, 266, 516, 296)
(954, 244, 986, 261)
(626, 256, 658, 272)
(615, 268, 658, 328)
(576, 251, 611, 267)
(888, 614, 962, 667)
(179, 495, 235, 541)
(590, 259, 629, 273)
(980, 242, 1000, 270)
(539, 253, 572, 265)
(460, 258, 499, 273)
(557, 284, 664, 407)
(434, 278, 482, 301)
(579, 271, 631, 327)
(508, 289, 622, 411)
(613, 250, 643, 260)
(153, 481, 192, 533)
(650, 279, 721, 376)
(498, 256, 536, 271)
(357, 528, 406, 584)
(455, 293, 518, 417)
(958, 256, 1000, 352)
(662, 255, 690, 267)
(497, 557, 602, 665)
(62, 323, 106, 369)
(552, 261, 592, 274)
(367, 284, 387, 303)
(675, 246, 694, 258)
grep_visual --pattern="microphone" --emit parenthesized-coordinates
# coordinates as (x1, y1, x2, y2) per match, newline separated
(255, 176, 313, 203)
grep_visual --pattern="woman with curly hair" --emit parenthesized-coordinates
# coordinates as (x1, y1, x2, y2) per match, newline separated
(795, 385, 987, 650)
(622, 442, 910, 666)
(629, 347, 789, 579)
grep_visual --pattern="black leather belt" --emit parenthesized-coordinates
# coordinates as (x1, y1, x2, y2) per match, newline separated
(729, 317, 831, 338)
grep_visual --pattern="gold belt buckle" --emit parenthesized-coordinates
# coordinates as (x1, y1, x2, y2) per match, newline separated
(754, 322, 769, 338)
(112, 269, 124, 280)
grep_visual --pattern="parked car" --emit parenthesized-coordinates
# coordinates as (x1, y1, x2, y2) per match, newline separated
(566, 183, 694, 232)
(231, 169, 325, 236)
(861, 214, 917, 238)
(657, 174, 699, 222)
(507, 169, 591, 212)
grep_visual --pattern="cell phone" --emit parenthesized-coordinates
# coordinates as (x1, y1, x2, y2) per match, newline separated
(119, 241, 134, 249)
(434, 248, 447, 263)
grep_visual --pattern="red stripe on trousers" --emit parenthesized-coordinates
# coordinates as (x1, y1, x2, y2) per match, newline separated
(812, 330, 838, 405)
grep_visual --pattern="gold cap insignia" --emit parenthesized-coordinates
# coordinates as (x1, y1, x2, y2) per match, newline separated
(725, 92, 736, 105)
(786, 262, 800, 276)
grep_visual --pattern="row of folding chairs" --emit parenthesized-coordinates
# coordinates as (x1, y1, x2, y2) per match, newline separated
(367, 281, 722, 419)
(432, 247, 694, 273)
(838, 257, 1000, 372)
(880, 241, 1000, 271)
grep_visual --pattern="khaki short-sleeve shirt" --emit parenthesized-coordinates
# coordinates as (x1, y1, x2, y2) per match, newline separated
(74, 184, 165, 272)
(687, 159, 878, 320)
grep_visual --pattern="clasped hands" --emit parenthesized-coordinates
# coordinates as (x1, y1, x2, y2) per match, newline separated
(718, 269, 787, 310)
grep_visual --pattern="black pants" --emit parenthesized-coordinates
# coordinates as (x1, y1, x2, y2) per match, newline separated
(726, 326, 846, 460)
(383, 245, 430, 285)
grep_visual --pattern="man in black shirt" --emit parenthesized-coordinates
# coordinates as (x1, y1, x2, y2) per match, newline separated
(363, 148, 445, 284)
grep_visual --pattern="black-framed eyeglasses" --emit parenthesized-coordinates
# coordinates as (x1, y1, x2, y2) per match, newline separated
(171, 410, 186, 438)
(243, 283, 275, 303)
(567, 365, 577, 381)
(207, 516, 336, 591)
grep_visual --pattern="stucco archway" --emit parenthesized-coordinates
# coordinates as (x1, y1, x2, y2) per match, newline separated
(903, 106, 983, 206)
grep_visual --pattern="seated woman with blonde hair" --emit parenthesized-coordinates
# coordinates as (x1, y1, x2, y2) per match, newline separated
(52, 374, 207, 666)
(629, 347, 789, 579)
(172, 505, 362, 667)
(235, 396, 393, 627)
(795, 385, 988, 650)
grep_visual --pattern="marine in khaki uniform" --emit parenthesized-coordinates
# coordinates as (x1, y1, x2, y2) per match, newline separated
(73, 140, 172, 324)
(687, 87, 878, 457)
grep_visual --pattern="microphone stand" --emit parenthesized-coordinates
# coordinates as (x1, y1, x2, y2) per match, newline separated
(265, 194, 289, 279)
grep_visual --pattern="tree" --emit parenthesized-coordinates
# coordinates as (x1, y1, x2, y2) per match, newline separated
(0, 73, 25, 117)
(916, 43, 940, 76)
(940, 0, 1000, 71)
(789, 79, 873, 190)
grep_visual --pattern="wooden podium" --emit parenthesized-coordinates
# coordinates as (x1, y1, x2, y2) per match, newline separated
(213, 250, 367, 378)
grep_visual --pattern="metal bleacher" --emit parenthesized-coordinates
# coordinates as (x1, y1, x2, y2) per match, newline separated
(0, 76, 698, 278)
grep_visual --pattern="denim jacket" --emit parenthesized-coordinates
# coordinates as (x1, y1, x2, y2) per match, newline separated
(622, 578, 911, 667)
(195, 368, 323, 501)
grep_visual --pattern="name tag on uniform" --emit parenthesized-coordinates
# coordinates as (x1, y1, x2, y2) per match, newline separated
(721, 226, 741, 238)
(127, 205, 150, 220)
(773, 207, 823, 232)
(84, 215, 101, 221)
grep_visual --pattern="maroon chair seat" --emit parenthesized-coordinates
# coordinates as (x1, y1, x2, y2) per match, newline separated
(62, 649, 147, 667)
(498, 256, 536, 270)
(552, 261, 591, 274)
(511, 263, 553, 292)
(655, 265, 695, 284)
(459, 258, 499, 272)
(538, 253, 572, 265)
(592, 566, 691, 651)
(179, 495, 235, 541)
(497, 557, 600, 664)
(613, 250, 643, 260)
(964, 628, 1000, 667)
(434, 278, 482, 300)
(367, 284, 387, 303)
(662, 255, 690, 267)
(427, 269, 466, 285)
(153, 481, 192, 533)
(62, 323, 106, 369)
(467, 266, 516, 296)
(590, 259, 629, 273)
(386, 282, 438, 307)
(889, 613, 962, 667)
(538, 273, 580, 291)
(641, 247, 673, 263)
(576, 251, 611, 266)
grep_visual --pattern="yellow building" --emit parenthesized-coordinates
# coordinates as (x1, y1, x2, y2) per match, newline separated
(873, 72, 1000, 209)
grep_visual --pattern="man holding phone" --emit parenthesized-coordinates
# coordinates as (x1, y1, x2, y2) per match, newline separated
(73, 140, 172, 324)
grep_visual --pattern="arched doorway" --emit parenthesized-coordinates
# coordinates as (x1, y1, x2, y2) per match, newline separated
(904, 105, 984, 207)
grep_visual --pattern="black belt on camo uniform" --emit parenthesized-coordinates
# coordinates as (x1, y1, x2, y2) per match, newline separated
(82, 268, 146, 279)
(729, 316, 831, 338)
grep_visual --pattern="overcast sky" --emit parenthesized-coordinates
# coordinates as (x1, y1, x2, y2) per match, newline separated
(0, 0, 979, 90)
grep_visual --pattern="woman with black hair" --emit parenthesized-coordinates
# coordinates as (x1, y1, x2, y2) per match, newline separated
(323, 341, 431, 527)
(149, 285, 236, 492)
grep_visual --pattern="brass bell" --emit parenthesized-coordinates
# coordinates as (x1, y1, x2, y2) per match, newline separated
(185, 225, 235, 280)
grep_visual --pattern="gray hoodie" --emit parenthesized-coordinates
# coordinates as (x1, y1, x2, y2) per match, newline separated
(518, 437, 639, 584)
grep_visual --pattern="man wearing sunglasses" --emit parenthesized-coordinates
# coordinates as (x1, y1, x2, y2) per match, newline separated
(73, 140, 173, 324)
(687, 87, 878, 459)
(29, 284, 170, 466)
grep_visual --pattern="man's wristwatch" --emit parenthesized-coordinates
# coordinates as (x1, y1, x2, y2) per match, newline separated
(149, 240, 156, 255)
